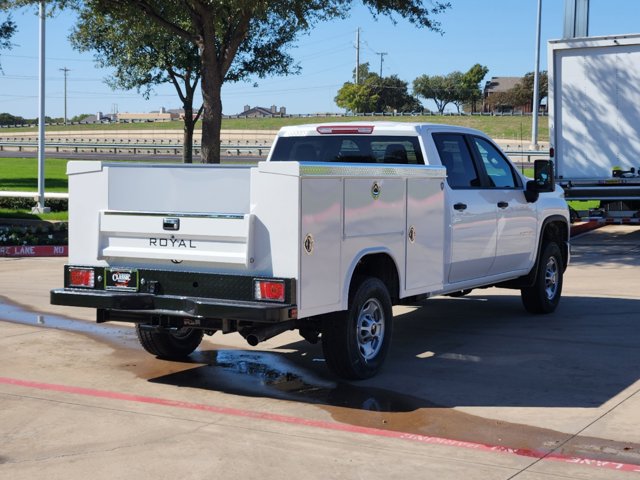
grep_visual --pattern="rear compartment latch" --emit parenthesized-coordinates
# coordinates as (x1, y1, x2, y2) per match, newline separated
(163, 218, 180, 231)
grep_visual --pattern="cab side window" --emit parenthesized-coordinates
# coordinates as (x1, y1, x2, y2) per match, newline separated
(471, 137, 520, 189)
(433, 133, 480, 189)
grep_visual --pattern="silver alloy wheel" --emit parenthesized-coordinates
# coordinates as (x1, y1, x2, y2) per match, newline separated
(544, 256, 559, 300)
(357, 298, 385, 361)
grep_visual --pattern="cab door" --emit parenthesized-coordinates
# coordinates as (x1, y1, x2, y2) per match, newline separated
(468, 136, 537, 275)
(433, 133, 497, 284)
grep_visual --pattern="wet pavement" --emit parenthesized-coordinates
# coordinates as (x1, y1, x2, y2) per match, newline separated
(1, 225, 640, 479)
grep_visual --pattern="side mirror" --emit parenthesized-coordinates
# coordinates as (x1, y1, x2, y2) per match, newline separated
(524, 160, 555, 203)
(534, 159, 555, 192)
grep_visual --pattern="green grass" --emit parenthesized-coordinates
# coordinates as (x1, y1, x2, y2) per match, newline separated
(0, 157, 69, 192)
(0, 209, 68, 221)
(3, 115, 550, 142)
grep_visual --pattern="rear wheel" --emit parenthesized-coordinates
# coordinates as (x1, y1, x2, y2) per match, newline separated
(521, 242, 563, 314)
(135, 325, 204, 359)
(322, 277, 393, 380)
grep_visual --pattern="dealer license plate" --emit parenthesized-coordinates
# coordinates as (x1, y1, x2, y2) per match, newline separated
(105, 268, 139, 291)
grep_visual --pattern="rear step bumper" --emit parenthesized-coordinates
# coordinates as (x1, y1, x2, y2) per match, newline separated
(50, 288, 297, 323)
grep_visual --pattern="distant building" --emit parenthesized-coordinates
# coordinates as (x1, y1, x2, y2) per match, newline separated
(116, 107, 180, 123)
(237, 105, 287, 118)
(483, 77, 531, 114)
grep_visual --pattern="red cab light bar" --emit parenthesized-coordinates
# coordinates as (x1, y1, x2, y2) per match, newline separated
(316, 125, 374, 135)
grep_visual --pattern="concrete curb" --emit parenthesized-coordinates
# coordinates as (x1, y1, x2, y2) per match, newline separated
(570, 220, 603, 237)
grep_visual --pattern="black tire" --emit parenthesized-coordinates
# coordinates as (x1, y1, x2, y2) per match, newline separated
(135, 325, 203, 359)
(521, 242, 563, 314)
(322, 277, 393, 380)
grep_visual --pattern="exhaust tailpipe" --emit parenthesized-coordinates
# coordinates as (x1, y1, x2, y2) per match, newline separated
(243, 320, 297, 346)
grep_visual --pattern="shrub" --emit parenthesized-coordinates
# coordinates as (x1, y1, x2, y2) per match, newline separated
(0, 197, 68, 212)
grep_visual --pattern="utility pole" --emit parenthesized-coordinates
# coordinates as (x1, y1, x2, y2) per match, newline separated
(355, 28, 360, 84)
(531, 0, 542, 150)
(376, 52, 387, 77)
(33, 0, 49, 214)
(59, 67, 70, 126)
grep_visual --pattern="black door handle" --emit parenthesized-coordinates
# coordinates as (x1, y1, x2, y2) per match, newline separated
(497, 201, 509, 209)
(453, 202, 467, 211)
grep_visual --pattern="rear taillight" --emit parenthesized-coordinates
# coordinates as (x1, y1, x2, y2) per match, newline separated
(316, 125, 374, 135)
(68, 268, 95, 288)
(254, 279, 285, 302)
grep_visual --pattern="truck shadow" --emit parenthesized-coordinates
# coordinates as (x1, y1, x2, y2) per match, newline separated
(148, 293, 640, 413)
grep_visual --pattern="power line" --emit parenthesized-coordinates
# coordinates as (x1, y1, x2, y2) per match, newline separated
(0, 53, 95, 63)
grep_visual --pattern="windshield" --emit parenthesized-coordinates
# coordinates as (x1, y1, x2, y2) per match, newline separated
(270, 135, 424, 165)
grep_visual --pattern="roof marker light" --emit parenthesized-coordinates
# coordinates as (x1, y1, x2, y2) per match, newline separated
(316, 125, 374, 135)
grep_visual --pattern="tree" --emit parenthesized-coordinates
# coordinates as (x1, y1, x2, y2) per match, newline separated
(335, 82, 379, 113)
(70, 113, 92, 123)
(486, 90, 512, 113)
(448, 71, 465, 113)
(518, 70, 548, 106)
(70, 7, 203, 162)
(413, 74, 457, 114)
(375, 75, 422, 112)
(0, 112, 25, 125)
(488, 71, 548, 113)
(81, 0, 451, 163)
(0, 12, 16, 71)
(5, 0, 450, 162)
(335, 63, 421, 113)
(461, 63, 488, 113)
(414, 65, 488, 114)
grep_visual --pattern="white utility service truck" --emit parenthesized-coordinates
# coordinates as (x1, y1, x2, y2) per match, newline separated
(549, 33, 640, 222)
(51, 122, 569, 379)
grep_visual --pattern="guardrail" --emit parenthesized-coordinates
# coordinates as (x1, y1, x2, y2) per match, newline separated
(1, 140, 547, 162)
(0, 141, 270, 156)
(503, 150, 549, 165)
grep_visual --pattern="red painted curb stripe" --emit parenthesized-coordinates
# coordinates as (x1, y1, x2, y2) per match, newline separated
(0, 245, 67, 257)
(570, 221, 602, 237)
(1, 376, 639, 474)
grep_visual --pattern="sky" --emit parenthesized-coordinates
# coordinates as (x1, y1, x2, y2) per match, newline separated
(0, 0, 639, 119)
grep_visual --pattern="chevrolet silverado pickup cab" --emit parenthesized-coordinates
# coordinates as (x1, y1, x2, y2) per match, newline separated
(51, 122, 569, 379)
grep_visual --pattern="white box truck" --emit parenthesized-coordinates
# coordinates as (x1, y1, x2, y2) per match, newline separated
(549, 33, 640, 222)
(51, 122, 569, 379)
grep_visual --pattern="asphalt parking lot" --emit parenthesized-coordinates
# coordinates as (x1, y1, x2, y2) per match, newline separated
(1, 225, 639, 479)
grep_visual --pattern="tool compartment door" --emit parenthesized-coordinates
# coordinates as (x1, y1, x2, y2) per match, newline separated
(405, 177, 445, 292)
(299, 177, 342, 313)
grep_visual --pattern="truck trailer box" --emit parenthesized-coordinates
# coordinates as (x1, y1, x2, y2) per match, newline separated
(549, 34, 640, 181)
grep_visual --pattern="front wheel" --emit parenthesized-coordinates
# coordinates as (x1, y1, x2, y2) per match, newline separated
(322, 277, 393, 380)
(521, 242, 564, 314)
(135, 325, 204, 359)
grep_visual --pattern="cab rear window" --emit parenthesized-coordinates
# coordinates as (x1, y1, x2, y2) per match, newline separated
(270, 135, 424, 165)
